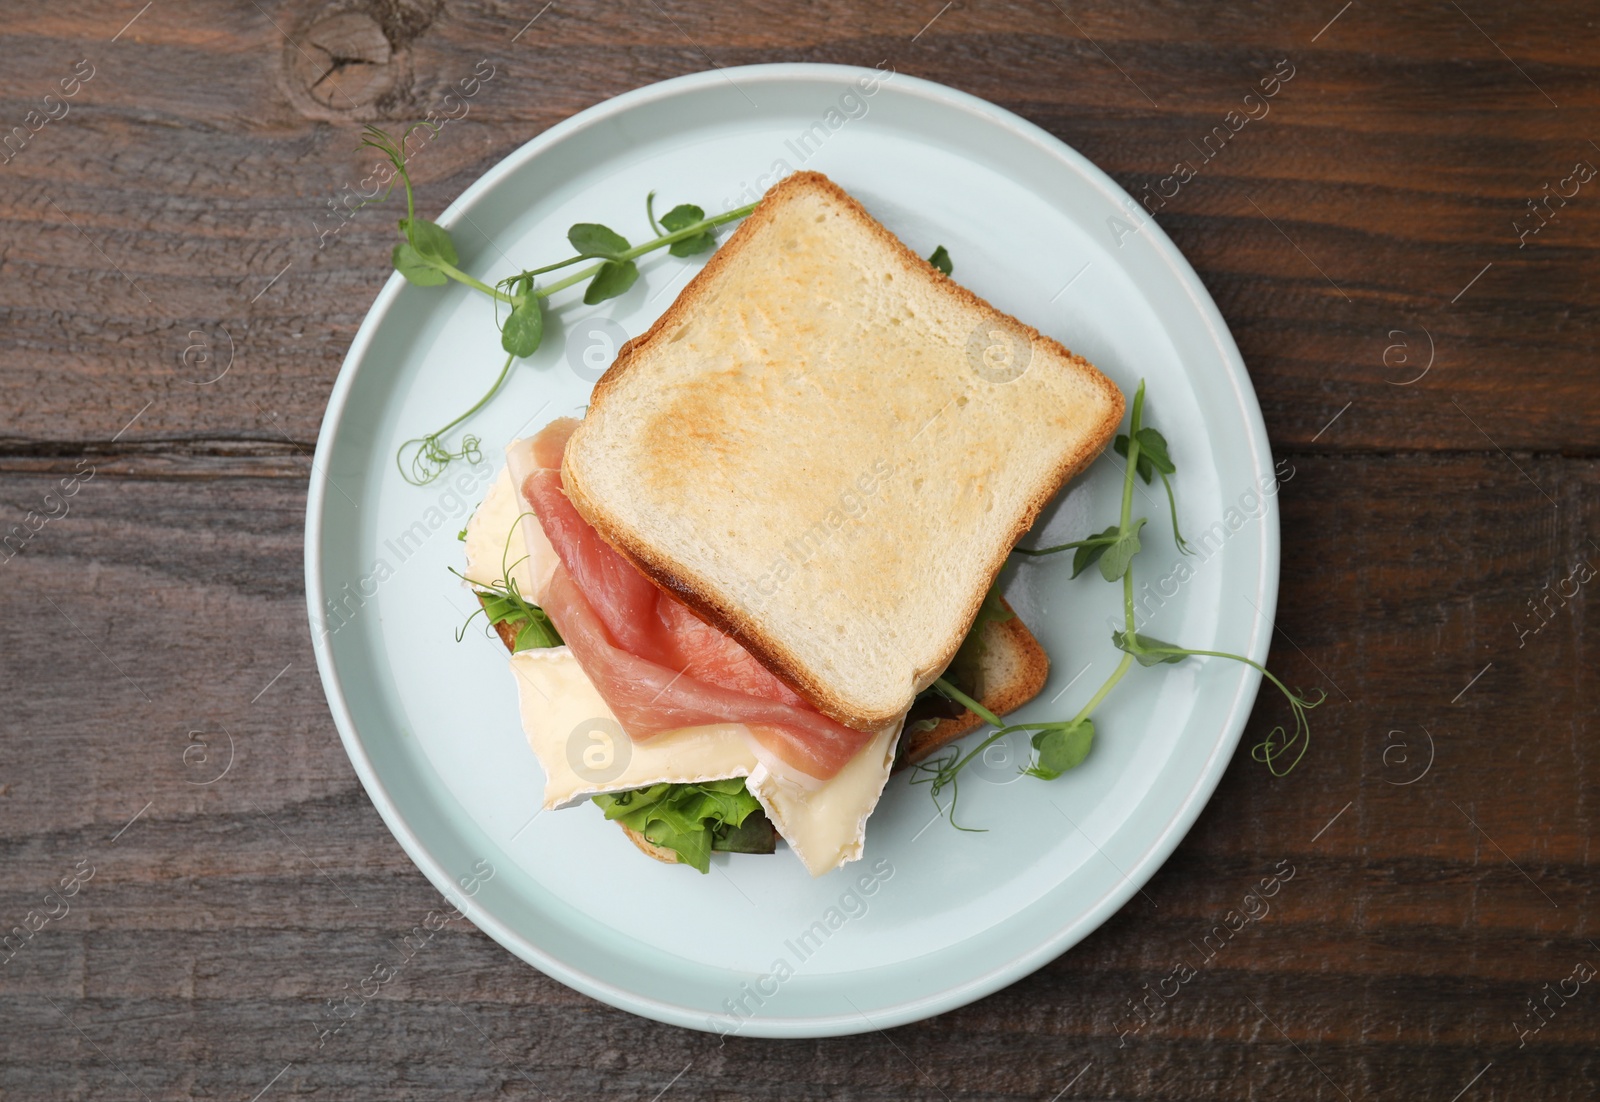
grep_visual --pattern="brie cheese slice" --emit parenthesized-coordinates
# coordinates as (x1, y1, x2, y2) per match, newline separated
(509, 647, 756, 810)
(462, 464, 551, 598)
(745, 721, 901, 876)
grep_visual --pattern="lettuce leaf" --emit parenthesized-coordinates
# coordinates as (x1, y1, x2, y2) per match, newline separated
(592, 778, 771, 873)
(478, 587, 562, 650)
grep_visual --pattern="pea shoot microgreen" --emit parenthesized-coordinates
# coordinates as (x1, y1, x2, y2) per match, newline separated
(451, 510, 561, 651)
(917, 379, 1324, 828)
(359, 124, 758, 486)
(1114, 425, 1191, 554)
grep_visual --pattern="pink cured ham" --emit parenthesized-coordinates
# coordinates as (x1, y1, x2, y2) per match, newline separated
(521, 419, 876, 780)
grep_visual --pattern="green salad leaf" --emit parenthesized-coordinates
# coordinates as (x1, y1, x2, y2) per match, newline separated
(593, 778, 771, 873)
(479, 585, 562, 650)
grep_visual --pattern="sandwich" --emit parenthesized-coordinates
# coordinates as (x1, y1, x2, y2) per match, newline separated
(460, 171, 1123, 875)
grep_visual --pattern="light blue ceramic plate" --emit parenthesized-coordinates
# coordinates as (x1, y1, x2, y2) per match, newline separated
(305, 64, 1277, 1038)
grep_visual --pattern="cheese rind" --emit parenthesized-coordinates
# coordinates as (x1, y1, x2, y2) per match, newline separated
(746, 722, 900, 875)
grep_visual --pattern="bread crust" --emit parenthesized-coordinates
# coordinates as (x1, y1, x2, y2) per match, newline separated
(488, 614, 519, 652)
(620, 824, 681, 864)
(563, 170, 1124, 731)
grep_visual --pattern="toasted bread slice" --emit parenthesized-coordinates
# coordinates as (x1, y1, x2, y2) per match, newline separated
(619, 825, 680, 864)
(488, 615, 521, 653)
(562, 171, 1122, 731)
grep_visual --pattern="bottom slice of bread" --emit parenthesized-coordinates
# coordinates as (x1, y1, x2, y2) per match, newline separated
(893, 596, 1050, 770)
(620, 825, 682, 864)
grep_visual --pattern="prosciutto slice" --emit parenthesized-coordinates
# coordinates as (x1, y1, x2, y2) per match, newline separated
(521, 419, 875, 780)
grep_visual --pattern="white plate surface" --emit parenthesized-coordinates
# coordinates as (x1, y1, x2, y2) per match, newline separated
(306, 63, 1278, 1037)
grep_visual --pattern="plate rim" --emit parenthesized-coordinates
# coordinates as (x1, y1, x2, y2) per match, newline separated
(305, 61, 1278, 1037)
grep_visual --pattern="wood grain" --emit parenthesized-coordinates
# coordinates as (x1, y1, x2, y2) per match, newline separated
(2, 0, 1598, 1098)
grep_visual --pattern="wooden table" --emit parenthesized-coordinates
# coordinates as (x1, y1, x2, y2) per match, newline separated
(3, 1, 1596, 1098)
